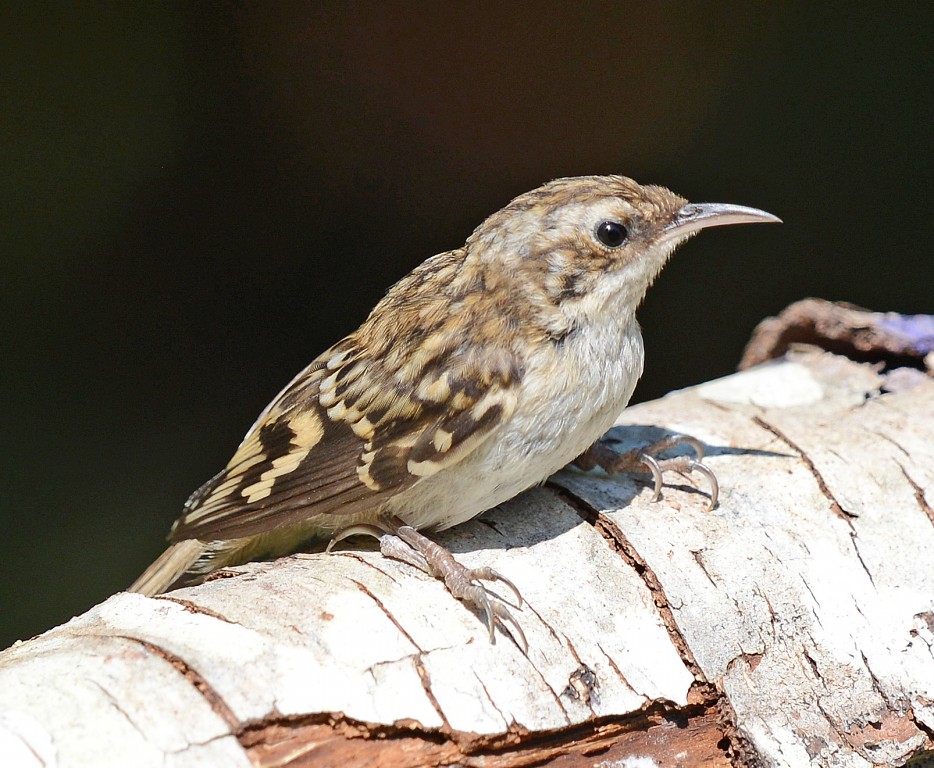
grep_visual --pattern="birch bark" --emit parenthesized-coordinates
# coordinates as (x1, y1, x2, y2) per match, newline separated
(2, 348, 932, 767)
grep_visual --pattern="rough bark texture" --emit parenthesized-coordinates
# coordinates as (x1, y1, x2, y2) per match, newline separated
(739, 298, 934, 373)
(2, 346, 932, 768)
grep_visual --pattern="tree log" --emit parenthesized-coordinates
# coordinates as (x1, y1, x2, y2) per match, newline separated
(2, 346, 932, 767)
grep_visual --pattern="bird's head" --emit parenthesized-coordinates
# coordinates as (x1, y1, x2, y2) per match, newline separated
(468, 175, 780, 321)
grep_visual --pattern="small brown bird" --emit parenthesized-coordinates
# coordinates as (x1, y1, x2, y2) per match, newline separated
(130, 175, 779, 646)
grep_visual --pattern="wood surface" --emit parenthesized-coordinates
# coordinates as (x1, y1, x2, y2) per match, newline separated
(2, 347, 932, 767)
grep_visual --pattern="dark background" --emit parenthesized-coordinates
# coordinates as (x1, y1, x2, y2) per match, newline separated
(2, 3, 931, 649)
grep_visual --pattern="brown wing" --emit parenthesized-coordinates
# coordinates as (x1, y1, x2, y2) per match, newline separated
(169, 337, 519, 542)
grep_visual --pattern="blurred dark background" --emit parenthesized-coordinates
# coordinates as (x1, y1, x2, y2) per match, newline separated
(2, 3, 931, 648)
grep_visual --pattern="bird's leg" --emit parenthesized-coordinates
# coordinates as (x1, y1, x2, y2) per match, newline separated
(575, 434, 719, 511)
(380, 519, 526, 651)
(325, 519, 527, 651)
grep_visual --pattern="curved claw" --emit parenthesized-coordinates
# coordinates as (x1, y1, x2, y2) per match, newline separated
(639, 453, 665, 502)
(326, 523, 389, 552)
(474, 587, 496, 643)
(474, 592, 528, 653)
(468, 566, 524, 607)
(673, 434, 706, 462)
(639, 449, 719, 511)
(379, 522, 527, 649)
(466, 568, 527, 650)
(687, 460, 719, 511)
(492, 601, 528, 655)
(460, 576, 528, 651)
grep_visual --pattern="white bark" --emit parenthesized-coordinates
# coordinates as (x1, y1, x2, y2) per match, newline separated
(1, 348, 932, 767)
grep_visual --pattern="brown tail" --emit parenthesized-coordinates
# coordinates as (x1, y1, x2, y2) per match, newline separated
(127, 540, 205, 596)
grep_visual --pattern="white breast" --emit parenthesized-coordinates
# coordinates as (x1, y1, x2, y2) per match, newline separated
(395, 315, 645, 530)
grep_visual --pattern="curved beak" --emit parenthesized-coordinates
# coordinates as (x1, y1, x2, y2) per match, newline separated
(662, 202, 782, 243)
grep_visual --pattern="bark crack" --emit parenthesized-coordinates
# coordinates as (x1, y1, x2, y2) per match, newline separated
(153, 595, 237, 625)
(870, 429, 911, 458)
(9, 733, 46, 767)
(413, 656, 452, 732)
(551, 483, 704, 681)
(801, 578, 822, 612)
(114, 634, 239, 730)
(691, 549, 719, 589)
(340, 552, 401, 584)
(908, 706, 934, 742)
(525, 658, 573, 725)
(350, 578, 422, 651)
(165, 732, 234, 756)
(898, 463, 934, 527)
(753, 416, 856, 526)
(849, 532, 878, 589)
(472, 669, 511, 727)
(596, 643, 642, 699)
(348, 579, 453, 730)
(88, 679, 151, 745)
(520, 599, 561, 645)
(815, 696, 850, 749)
(802, 645, 823, 683)
(859, 651, 891, 708)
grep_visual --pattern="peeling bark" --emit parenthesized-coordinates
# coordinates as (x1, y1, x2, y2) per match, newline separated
(1, 347, 933, 767)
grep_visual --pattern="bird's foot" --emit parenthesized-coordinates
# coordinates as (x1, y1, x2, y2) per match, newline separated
(384, 522, 526, 651)
(326, 519, 527, 651)
(574, 433, 718, 511)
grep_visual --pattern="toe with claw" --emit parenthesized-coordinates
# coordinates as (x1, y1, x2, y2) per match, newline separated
(329, 518, 528, 651)
(575, 433, 719, 510)
(392, 523, 528, 652)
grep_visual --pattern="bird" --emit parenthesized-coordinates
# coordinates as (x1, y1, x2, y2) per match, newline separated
(129, 175, 779, 648)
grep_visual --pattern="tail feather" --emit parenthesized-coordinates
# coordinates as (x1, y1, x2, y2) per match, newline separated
(128, 540, 206, 596)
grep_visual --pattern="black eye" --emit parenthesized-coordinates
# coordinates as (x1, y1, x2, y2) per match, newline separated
(596, 220, 628, 248)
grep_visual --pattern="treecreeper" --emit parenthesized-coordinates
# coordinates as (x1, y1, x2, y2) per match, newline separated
(130, 175, 780, 650)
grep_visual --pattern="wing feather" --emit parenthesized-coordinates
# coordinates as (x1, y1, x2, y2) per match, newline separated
(169, 338, 519, 542)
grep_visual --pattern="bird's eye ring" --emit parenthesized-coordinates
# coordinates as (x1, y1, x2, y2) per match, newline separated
(595, 220, 628, 248)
